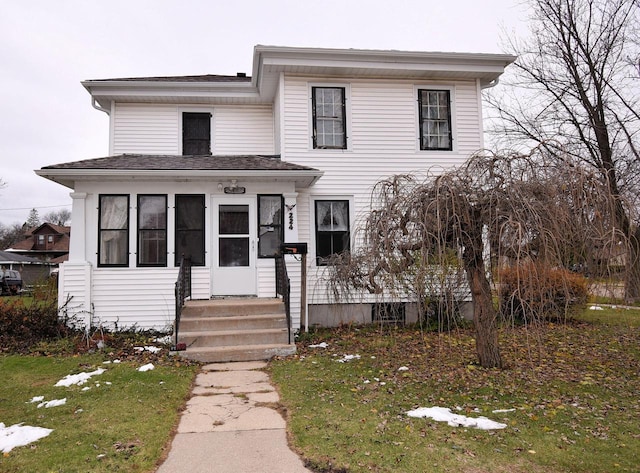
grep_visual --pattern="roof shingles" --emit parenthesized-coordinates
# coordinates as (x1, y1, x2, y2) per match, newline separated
(42, 154, 319, 172)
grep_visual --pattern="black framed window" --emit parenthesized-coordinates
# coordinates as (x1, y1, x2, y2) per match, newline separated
(312, 87, 346, 149)
(175, 194, 205, 266)
(137, 195, 167, 267)
(418, 89, 452, 151)
(182, 112, 211, 155)
(315, 200, 350, 265)
(98, 194, 129, 267)
(258, 195, 283, 258)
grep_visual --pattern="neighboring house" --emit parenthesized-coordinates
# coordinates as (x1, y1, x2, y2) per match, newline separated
(5, 223, 70, 263)
(37, 45, 514, 332)
(0, 250, 53, 286)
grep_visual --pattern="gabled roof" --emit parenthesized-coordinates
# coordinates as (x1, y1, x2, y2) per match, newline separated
(82, 45, 516, 108)
(37, 154, 323, 189)
(27, 223, 71, 236)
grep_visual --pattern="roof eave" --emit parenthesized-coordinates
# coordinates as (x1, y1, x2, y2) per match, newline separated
(36, 168, 324, 189)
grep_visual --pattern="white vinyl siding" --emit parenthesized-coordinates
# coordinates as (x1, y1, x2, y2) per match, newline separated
(281, 76, 482, 306)
(112, 104, 274, 155)
(113, 104, 179, 155)
(91, 269, 177, 330)
(213, 106, 274, 154)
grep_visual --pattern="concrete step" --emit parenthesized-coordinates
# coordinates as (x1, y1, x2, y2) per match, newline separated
(179, 343, 297, 363)
(179, 328, 289, 348)
(179, 314, 287, 332)
(182, 298, 285, 318)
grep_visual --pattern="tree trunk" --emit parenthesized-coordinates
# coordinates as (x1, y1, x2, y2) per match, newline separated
(626, 227, 640, 303)
(462, 223, 503, 369)
(466, 264, 502, 369)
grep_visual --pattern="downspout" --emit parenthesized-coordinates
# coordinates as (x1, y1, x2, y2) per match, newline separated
(91, 97, 110, 115)
(480, 77, 500, 90)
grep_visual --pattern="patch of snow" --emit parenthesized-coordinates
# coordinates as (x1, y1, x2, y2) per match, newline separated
(398, 366, 409, 371)
(363, 380, 371, 384)
(138, 363, 155, 372)
(0, 423, 53, 453)
(55, 368, 106, 387)
(134, 346, 162, 353)
(589, 305, 604, 310)
(407, 406, 507, 430)
(492, 408, 516, 413)
(81, 387, 91, 392)
(27, 396, 44, 404)
(112, 359, 121, 364)
(308, 342, 329, 348)
(336, 354, 361, 363)
(37, 398, 67, 409)
(154, 335, 172, 344)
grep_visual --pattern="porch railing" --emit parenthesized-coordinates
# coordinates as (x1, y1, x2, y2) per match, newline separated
(173, 256, 192, 350)
(275, 254, 292, 344)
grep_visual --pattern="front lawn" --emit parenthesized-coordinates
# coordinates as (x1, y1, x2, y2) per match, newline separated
(270, 309, 640, 472)
(0, 354, 196, 472)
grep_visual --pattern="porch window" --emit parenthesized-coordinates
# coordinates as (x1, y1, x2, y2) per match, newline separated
(312, 87, 346, 149)
(315, 200, 350, 265)
(182, 112, 211, 155)
(258, 195, 283, 258)
(418, 89, 452, 151)
(98, 194, 129, 267)
(175, 194, 205, 266)
(137, 195, 167, 267)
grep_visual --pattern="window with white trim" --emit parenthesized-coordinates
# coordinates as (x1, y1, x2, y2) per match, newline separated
(137, 195, 167, 267)
(258, 195, 283, 258)
(315, 200, 350, 265)
(312, 87, 346, 149)
(418, 89, 452, 151)
(175, 194, 205, 266)
(98, 194, 129, 267)
(182, 112, 211, 155)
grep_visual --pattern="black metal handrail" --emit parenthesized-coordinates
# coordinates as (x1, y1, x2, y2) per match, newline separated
(275, 254, 292, 344)
(173, 256, 192, 349)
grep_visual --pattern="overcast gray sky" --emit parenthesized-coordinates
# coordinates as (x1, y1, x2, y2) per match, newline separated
(0, 0, 528, 226)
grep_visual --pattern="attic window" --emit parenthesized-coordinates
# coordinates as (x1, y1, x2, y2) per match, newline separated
(182, 112, 211, 155)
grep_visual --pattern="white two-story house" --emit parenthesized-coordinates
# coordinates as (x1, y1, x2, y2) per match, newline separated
(38, 45, 514, 353)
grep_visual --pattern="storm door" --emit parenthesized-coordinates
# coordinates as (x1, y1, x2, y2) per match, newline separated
(211, 197, 257, 296)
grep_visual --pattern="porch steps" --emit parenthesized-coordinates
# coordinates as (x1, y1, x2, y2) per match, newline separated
(176, 298, 296, 363)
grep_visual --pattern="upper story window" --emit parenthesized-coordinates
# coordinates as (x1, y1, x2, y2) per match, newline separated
(312, 87, 346, 149)
(175, 194, 205, 266)
(418, 89, 452, 151)
(98, 195, 129, 267)
(182, 112, 211, 155)
(258, 195, 283, 258)
(137, 195, 167, 267)
(315, 200, 350, 265)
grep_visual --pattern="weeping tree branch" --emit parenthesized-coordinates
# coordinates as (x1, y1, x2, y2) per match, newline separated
(328, 148, 626, 368)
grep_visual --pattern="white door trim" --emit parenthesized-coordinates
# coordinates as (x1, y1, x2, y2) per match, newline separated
(211, 196, 257, 296)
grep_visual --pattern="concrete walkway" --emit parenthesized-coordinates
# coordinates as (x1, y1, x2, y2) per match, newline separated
(156, 361, 312, 473)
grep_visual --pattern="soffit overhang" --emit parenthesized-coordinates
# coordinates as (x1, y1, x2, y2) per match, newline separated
(83, 45, 516, 109)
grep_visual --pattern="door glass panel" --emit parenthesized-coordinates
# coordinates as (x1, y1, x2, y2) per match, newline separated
(219, 205, 249, 235)
(219, 237, 249, 267)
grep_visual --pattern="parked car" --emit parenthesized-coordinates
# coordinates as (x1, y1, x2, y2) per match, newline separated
(0, 269, 22, 295)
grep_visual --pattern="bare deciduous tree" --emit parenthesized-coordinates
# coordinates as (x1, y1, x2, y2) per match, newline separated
(487, 0, 640, 301)
(328, 149, 621, 368)
(44, 209, 71, 226)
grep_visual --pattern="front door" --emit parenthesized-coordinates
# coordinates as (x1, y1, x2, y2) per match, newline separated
(211, 197, 257, 296)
